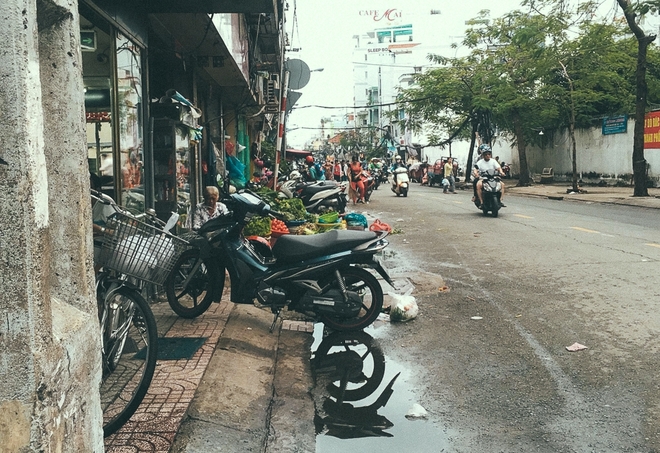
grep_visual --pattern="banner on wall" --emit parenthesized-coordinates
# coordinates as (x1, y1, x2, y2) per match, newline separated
(644, 110, 660, 149)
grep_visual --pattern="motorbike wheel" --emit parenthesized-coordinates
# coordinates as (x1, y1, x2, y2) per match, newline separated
(321, 267, 383, 331)
(402, 187, 408, 197)
(491, 202, 499, 217)
(165, 249, 219, 318)
(312, 330, 386, 402)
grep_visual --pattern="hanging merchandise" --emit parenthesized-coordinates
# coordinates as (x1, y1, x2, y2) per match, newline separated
(226, 154, 247, 189)
(225, 137, 235, 155)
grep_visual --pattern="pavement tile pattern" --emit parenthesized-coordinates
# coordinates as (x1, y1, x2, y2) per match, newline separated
(104, 300, 232, 453)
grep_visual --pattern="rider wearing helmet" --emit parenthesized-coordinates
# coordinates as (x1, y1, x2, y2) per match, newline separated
(472, 144, 506, 207)
(305, 155, 325, 181)
(390, 154, 406, 186)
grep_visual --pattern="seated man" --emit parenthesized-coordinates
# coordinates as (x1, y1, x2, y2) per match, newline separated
(472, 145, 506, 207)
(188, 186, 229, 230)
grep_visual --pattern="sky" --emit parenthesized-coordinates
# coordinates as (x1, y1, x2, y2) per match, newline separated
(283, 0, 623, 148)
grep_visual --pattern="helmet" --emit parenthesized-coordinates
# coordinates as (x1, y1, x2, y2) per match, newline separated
(305, 155, 314, 164)
(478, 144, 492, 154)
(395, 155, 402, 161)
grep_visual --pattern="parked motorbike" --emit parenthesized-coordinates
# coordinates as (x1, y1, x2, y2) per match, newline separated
(165, 191, 394, 331)
(389, 167, 409, 197)
(279, 178, 348, 214)
(474, 170, 503, 217)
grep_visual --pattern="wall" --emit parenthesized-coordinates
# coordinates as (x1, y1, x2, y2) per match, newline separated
(0, 0, 103, 451)
(420, 119, 660, 186)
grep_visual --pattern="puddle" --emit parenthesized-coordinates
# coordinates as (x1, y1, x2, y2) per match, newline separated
(310, 323, 450, 452)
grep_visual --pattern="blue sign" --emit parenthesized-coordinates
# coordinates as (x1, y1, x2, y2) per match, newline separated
(602, 115, 628, 135)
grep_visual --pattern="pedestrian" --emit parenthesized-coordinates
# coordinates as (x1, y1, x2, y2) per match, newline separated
(341, 160, 349, 182)
(333, 159, 342, 182)
(443, 157, 456, 193)
(349, 155, 366, 203)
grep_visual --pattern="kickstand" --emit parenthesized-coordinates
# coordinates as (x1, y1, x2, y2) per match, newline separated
(269, 309, 281, 333)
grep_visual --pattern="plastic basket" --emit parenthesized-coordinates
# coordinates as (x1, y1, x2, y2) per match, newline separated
(98, 212, 190, 286)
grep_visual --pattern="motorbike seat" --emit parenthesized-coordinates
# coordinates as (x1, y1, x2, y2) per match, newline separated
(299, 182, 338, 194)
(272, 229, 377, 263)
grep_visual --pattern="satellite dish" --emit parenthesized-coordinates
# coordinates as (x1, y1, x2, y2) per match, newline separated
(286, 59, 311, 90)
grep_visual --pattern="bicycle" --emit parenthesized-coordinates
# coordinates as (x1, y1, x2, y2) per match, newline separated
(92, 190, 188, 436)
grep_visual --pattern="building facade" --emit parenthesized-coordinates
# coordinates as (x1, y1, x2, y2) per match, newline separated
(0, 0, 285, 450)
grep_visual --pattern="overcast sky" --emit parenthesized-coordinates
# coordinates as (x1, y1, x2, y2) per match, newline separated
(284, 0, 623, 148)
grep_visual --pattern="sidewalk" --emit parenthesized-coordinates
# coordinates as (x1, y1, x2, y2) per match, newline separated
(496, 179, 660, 209)
(103, 300, 316, 453)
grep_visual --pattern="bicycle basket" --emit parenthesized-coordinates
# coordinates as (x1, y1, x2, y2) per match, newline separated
(98, 212, 189, 285)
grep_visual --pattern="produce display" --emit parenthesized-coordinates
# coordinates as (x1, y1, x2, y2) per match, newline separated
(270, 218, 289, 234)
(273, 198, 315, 222)
(243, 216, 271, 237)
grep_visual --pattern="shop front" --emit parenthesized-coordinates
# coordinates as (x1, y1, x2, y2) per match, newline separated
(80, 1, 280, 225)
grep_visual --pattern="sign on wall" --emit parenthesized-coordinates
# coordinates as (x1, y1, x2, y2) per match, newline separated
(602, 115, 627, 135)
(644, 111, 660, 149)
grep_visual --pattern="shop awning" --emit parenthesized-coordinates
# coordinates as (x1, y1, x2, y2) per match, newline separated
(284, 149, 312, 160)
(145, 0, 281, 15)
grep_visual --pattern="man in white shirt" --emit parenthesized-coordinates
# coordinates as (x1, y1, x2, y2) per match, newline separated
(472, 145, 506, 207)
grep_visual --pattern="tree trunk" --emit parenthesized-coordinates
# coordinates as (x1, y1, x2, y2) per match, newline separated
(616, 0, 654, 197)
(513, 111, 531, 186)
(465, 118, 478, 183)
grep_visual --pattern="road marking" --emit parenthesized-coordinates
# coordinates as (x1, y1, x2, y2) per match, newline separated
(646, 243, 660, 248)
(514, 214, 533, 219)
(571, 226, 600, 234)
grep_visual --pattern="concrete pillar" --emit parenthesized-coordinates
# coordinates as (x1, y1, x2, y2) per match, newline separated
(0, 0, 103, 451)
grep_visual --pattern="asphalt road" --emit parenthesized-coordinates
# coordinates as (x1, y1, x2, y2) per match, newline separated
(367, 182, 660, 453)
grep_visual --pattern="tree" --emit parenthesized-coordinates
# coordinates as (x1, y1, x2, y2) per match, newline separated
(616, 0, 656, 196)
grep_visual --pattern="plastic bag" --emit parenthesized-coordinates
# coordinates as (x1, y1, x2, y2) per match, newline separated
(389, 288, 418, 322)
(344, 212, 367, 227)
(369, 219, 392, 233)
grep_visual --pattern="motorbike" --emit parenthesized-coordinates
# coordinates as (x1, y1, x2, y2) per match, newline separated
(474, 170, 503, 217)
(389, 167, 409, 197)
(165, 191, 394, 331)
(350, 170, 375, 204)
(279, 178, 348, 214)
(500, 162, 511, 178)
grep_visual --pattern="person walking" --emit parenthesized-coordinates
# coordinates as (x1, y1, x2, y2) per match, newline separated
(443, 157, 456, 194)
(333, 160, 342, 182)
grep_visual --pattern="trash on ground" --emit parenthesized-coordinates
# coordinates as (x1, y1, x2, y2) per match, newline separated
(438, 286, 449, 292)
(376, 312, 390, 322)
(389, 289, 418, 322)
(405, 403, 428, 419)
(515, 314, 522, 318)
(470, 316, 483, 320)
(566, 342, 588, 352)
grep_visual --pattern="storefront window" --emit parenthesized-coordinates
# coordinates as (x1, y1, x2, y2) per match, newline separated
(116, 33, 144, 211)
(82, 13, 114, 197)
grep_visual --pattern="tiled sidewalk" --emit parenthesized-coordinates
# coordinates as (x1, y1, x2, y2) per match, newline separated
(104, 300, 233, 453)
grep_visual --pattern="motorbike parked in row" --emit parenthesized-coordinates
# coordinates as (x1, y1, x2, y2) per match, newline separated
(389, 167, 409, 197)
(279, 173, 348, 214)
(165, 191, 394, 331)
(474, 170, 503, 217)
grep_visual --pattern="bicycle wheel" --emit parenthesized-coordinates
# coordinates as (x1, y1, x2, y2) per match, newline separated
(320, 266, 383, 331)
(100, 286, 158, 437)
(165, 248, 219, 318)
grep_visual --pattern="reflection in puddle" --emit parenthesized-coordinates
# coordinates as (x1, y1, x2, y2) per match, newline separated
(310, 324, 449, 452)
